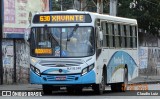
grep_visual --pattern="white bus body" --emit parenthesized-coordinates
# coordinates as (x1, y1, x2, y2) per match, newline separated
(27, 10, 139, 94)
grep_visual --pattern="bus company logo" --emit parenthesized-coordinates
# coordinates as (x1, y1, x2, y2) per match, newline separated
(59, 69, 63, 73)
(2, 91, 11, 96)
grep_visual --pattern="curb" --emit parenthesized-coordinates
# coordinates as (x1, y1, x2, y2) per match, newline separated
(129, 81, 160, 85)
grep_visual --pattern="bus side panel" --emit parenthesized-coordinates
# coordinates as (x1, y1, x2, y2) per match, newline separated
(107, 50, 138, 83)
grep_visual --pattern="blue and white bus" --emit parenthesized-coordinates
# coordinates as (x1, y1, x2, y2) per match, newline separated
(25, 10, 139, 94)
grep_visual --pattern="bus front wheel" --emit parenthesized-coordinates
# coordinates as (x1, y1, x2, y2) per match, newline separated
(42, 85, 60, 95)
(92, 72, 105, 95)
(67, 86, 82, 94)
(42, 85, 52, 95)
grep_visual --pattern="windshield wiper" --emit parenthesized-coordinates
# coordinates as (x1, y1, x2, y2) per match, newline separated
(44, 25, 59, 44)
(67, 24, 79, 41)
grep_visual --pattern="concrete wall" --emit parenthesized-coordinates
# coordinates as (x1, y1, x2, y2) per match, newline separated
(139, 47, 160, 76)
(139, 32, 160, 76)
(2, 40, 30, 84)
(2, 40, 14, 84)
(16, 40, 30, 84)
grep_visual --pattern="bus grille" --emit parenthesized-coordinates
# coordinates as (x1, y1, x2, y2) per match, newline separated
(43, 75, 79, 81)
(39, 59, 83, 67)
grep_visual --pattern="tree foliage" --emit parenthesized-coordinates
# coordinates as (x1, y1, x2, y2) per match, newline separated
(50, 0, 160, 35)
(118, 0, 160, 35)
(51, 0, 73, 11)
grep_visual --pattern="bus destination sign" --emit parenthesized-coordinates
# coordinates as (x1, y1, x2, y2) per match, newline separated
(33, 14, 92, 23)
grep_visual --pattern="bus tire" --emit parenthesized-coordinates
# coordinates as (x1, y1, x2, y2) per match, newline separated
(67, 86, 75, 94)
(92, 71, 105, 95)
(67, 86, 82, 94)
(111, 83, 117, 92)
(111, 68, 128, 92)
(122, 68, 128, 92)
(42, 85, 52, 95)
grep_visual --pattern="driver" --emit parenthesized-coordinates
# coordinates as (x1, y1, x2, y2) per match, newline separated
(67, 37, 78, 56)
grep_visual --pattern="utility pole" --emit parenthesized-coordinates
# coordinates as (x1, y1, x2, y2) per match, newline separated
(73, 0, 80, 10)
(0, 0, 3, 85)
(80, 0, 87, 11)
(49, 0, 52, 11)
(97, 0, 100, 13)
(97, 0, 103, 14)
(109, 0, 117, 16)
(60, 0, 63, 11)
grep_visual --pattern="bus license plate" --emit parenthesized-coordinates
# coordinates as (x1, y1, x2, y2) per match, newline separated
(55, 76, 66, 80)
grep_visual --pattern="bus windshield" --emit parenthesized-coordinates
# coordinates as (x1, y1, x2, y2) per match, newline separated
(30, 26, 95, 57)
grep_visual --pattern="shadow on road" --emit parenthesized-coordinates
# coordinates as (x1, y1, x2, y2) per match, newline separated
(42, 90, 131, 96)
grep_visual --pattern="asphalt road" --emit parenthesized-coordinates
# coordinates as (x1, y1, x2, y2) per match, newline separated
(1, 84, 160, 99)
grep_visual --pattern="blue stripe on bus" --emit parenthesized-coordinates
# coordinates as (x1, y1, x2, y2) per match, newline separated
(30, 70, 96, 84)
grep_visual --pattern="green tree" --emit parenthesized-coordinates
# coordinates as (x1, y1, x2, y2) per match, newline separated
(50, 0, 160, 36)
(118, 0, 160, 35)
(51, 0, 73, 11)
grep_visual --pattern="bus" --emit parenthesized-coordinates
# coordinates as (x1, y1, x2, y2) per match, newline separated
(25, 10, 139, 94)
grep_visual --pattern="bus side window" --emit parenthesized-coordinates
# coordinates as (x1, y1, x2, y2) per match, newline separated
(108, 23, 114, 48)
(126, 25, 131, 48)
(132, 26, 137, 48)
(114, 24, 120, 48)
(130, 26, 133, 48)
(120, 25, 125, 48)
(106, 23, 109, 47)
(101, 22, 108, 47)
(118, 24, 121, 47)
(124, 25, 127, 48)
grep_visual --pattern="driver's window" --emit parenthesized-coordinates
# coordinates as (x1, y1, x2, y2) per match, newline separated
(38, 28, 51, 48)
(96, 26, 103, 48)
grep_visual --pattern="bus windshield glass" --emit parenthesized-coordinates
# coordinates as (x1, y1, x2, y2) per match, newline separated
(30, 26, 95, 57)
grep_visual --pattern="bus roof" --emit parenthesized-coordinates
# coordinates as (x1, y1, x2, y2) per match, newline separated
(34, 10, 137, 25)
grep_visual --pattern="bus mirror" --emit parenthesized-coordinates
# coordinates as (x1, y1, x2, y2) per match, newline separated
(97, 26, 103, 41)
(98, 31, 103, 41)
(24, 28, 30, 44)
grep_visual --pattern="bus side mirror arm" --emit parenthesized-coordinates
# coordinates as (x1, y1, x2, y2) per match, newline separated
(96, 26, 103, 48)
(24, 31, 30, 45)
(98, 31, 103, 41)
(97, 26, 103, 41)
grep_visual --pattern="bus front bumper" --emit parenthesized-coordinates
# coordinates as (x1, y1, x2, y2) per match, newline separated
(30, 70, 96, 85)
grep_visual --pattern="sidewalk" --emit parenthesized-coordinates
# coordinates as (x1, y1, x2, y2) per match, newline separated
(129, 76, 160, 84)
(0, 76, 160, 90)
(0, 84, 42, 90)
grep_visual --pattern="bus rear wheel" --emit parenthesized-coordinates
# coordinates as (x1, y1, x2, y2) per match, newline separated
(111, 68, 128, 92)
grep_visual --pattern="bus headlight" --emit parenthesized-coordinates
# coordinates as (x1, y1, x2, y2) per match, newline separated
(82, 64, 94, 76)
(30, 65, 41, 76)
(82, 68, 88, 75)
